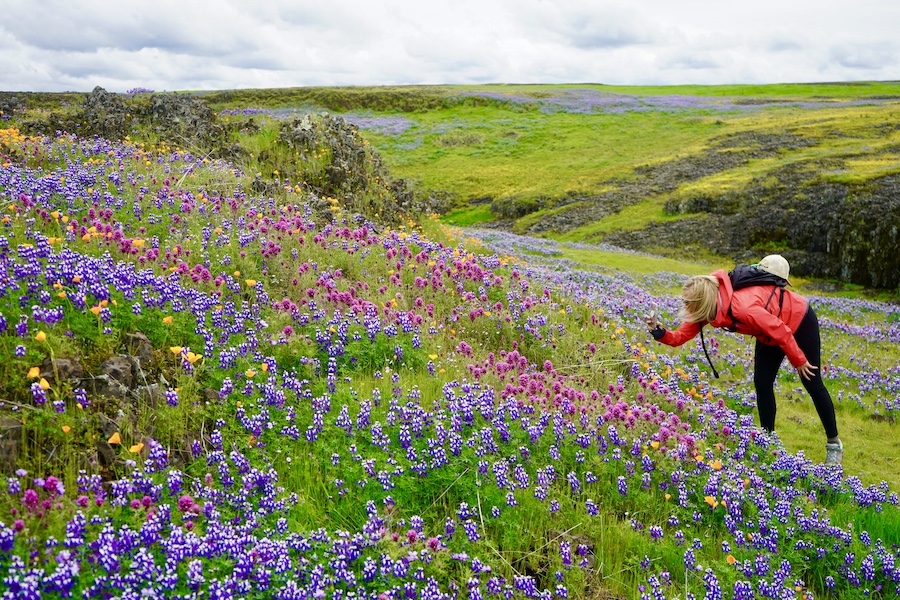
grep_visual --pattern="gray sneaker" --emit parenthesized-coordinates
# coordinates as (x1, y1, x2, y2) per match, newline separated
(825, 440, 844, 465)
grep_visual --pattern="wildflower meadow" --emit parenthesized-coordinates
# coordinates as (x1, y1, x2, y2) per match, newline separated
(1, 98, 899, 600)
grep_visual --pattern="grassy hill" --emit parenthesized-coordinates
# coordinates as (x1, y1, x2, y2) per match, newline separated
(0, 87, 899, 599)
(194, 83, 900, 291)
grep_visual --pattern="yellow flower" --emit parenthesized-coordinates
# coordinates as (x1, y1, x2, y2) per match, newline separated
(27, 366, 40, 378)
(61, 425, 71, 433)
(90, 306, 102, 316)
(710, 460, 723, 470)
(233, 270, 241, 277)
(261, 363, 269, 372)
(245, 279, 256, 287)
(726, 554, 736, 565)
(39, 378, 50, 390)
(129, 442, 145, 454)
(428, 354, 438, 360)
(162, 316, 173, 325)
(35, 330, 47, 342)
(245, 369, 256, 378)
(170, 346, 183, 355)
(186, 352, 202, 364)
(704, 495, 719, 508)
(107, 432, 121, 445)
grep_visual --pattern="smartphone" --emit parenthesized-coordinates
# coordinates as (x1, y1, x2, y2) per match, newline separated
(646, 302, 658, 329)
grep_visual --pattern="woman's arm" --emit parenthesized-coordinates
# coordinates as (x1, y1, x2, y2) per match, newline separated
(654, 320, 703, 347)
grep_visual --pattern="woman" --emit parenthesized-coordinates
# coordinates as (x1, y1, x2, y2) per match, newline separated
(647, 255, 843, 465)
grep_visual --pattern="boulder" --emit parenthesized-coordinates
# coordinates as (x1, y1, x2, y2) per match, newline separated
(123, 332, 156, 371)
(80, 374, 130, 400)
(0, 418, 22, 476)
(39, 357, 84, 387)
(134, 384, 164, 408)
(100, 356, 134, 389)
(95, 440, 117, 469)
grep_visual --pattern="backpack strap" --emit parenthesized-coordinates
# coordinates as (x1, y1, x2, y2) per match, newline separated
(728, 285, 785, 331)
(762, 285, 785, 317)
(699, 326, 720, 379)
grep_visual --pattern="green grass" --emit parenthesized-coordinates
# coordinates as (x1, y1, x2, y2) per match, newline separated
(442, 203, 494, 226)
(559, 246, 721, 276)
(556, 197, 696, 240)
(5, 87, 900, 599)
(363, 106, 724, 203)
(309, 86, 900, 251)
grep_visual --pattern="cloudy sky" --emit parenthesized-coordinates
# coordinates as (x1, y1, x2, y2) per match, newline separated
(2, 0, 898, 92)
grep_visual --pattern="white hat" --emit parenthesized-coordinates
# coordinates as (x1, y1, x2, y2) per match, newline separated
(756, 254, 791, 284)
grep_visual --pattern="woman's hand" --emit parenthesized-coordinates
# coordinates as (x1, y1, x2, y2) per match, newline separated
(796, 361, 818, 380)
(645, 303, 658, 331)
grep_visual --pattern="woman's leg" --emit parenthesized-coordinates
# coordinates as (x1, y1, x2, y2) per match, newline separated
(754, 340, 786, 433)
(794, 306, 839, 439)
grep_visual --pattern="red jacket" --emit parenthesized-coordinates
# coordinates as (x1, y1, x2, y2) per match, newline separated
(658, 270, 809, 366)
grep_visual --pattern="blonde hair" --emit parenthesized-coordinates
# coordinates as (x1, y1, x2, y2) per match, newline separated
(679, 275, 719, 323)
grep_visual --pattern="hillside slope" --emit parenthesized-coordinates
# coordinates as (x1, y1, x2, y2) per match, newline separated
(199, 84, 900, 290)
(2, 87, 900, 599)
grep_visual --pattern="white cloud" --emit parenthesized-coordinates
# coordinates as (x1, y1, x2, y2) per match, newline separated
(827, 43, 896, 71)
(1, 0, 898, 92)
(513, 1, 663, 49)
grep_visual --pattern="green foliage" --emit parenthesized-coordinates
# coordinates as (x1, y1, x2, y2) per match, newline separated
(442, 204, 494, 226)
(3, 85, 900, 599)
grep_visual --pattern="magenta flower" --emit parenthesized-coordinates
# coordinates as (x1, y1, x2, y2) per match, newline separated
(22, 489, 39, 510)
(178, 494, 195, 512)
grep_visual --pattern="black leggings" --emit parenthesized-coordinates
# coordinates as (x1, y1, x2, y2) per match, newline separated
(753, 306, 839, 438)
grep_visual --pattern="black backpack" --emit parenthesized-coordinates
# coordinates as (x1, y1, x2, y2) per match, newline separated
(699, 264, 788, 378)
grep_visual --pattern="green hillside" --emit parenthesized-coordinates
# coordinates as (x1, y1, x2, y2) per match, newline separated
(2, 86, 899, 599)
(193, 83, 900, 291)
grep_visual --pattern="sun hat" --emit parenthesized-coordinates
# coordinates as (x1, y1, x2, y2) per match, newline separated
(755, 254, 791, 284)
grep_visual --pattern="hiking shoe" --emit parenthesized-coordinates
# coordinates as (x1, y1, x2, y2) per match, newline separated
(825, 440, 843, 465)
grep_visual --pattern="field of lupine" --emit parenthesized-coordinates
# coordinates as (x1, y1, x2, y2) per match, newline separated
(1, 116, 900, 600)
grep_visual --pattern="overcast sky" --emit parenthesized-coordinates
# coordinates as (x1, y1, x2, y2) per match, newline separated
(2, 0, 898, 93)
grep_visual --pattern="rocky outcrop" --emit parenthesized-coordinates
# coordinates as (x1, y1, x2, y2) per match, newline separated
(0, 332, 207, 477)
(0, 418, 22, 476)
(502, 130, 899, 290)
(18, 87, 225, 148)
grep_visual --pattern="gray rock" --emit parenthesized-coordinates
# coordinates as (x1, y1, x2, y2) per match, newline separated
(39, 357, 84, 387)
(97, 413, 120, 438)
(0, 418, 23, 476)
(123, 332, 156, 371)
(95, 440, 117, 468)
(100, 356, 134, 389)
(202, 387, 219, 404)
(134, 384, 164, 408)
(81, 374, 129, 399)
